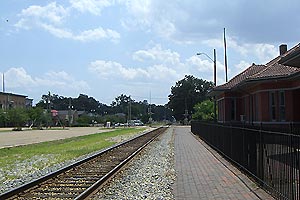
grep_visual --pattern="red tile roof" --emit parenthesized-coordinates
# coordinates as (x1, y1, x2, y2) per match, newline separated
(213, 43, 300, 92)
(215, 64, 265, 90)
(249, 63, 300, 80)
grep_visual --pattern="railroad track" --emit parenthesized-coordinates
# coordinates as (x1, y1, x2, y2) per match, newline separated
(0, 127, 167, 200)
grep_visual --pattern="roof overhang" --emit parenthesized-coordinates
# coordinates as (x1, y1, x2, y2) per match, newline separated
(207, 71, 300, 97)
(207, 88, 230, 97)
(279, 48, 300, 67)
(0, 92, 27, 98)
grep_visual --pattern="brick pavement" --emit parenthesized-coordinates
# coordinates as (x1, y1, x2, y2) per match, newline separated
(173, 126, 274, 200)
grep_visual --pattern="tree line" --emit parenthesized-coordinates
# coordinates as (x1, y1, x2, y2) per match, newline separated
(0, 75, 215, 128)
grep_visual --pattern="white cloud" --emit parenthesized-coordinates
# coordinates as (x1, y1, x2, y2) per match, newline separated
(75, 27, 120, 42)
(70, 0, 114, 15)
(40, 24, 120, 42)
(154, 19, 176, 39)
(89, 59, 181, 81)
(14, 18, 31, 30)
(90, 44, 220, 83)
(4, 67, 89, 93)
(5, 68, 36, 88)
(132, 50, 155, 62)
(132, 44, 181, 65)
(203, 37, 278, 64)
(120, 0, 300, 44)
(186, 55, 214, 72)
(89, 60, 149, 80)
(40, 24, 73, 39)
(121, 0, 151, 24)
(15, 2, 68, 29)
(89, 60, 123, 77)
(121, 0, 180, 40)
(14, 2, 120, 43)
(252, 43, 278, 63)
(202, 36, 248, 55)
(147, 64, 179, 80)
(235, 60, 251, 71)
(186, 55, 226, 85)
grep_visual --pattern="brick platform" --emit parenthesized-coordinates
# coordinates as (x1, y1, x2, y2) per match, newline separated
(173, 126, 274, 200)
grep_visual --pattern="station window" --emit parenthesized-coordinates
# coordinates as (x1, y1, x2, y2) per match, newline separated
(254, 94, 259, 121)
(270, 92, 276, 121)
(279, 91, 285, 121)
(231, 98, 236, 120)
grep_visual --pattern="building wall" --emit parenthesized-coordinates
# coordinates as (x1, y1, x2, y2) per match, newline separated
(285, 90, 293, 122)
(216, 79, 300, 124)
(0, 93, 27, 109)
(293, 89, 300, 121)
(259, 92, 269, 122)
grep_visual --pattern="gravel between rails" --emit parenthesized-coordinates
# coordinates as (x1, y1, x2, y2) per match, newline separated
(91, 127, 176, 200)
(0, 128, 151, 194)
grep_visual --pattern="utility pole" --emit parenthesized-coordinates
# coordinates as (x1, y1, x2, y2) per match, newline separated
(197, 49, 217, 122)
(47, 91, 51, 128)
(2, 73, 4, 93)
(183, 97, 189, 125)
(128, 96, 132, 126)
(148, 91, 153, 124)
(224, 28, 228, 82)
(213, 49, 217, 122)
(68, 97, 72, 127)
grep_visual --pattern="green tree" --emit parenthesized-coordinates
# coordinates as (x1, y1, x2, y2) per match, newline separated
(7, 108, 29, 128)
(0, 109, 8, 127)
(36, 93, 110, 115)
(192, 99, 215, 121)
(76, 115, 93, 125)
(27, 107, 45, 127)
(111, 94, 132, 114)
(168, 75, 214, 121)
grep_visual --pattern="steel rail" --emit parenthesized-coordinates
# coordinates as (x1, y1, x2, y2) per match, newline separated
(0, 127, 167, 199)
(75, 127, 164, 200)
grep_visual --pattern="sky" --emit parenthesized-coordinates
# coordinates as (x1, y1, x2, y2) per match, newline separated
(0, 0, 300, 105)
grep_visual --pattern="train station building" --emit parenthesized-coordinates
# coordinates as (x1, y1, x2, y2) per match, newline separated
(210, 43, 300, 127)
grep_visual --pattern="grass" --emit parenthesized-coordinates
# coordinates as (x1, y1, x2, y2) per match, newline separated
(0, 127, 146, 185)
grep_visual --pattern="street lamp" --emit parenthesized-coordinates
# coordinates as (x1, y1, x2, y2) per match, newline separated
(196, 49, 216, 86)
(196, 49, 217, 122)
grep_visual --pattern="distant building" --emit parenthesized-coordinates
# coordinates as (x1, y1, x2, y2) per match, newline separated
(52, 110, 86, 125)
(210, 43, 300, 127)
(0, 92, 33, 109)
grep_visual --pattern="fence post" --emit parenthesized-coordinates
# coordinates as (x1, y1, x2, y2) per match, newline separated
(258, 122, 264, 185)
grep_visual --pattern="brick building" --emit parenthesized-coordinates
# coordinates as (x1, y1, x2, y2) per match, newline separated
(0, 92, 32, 109)
(210, 43, 300, 127)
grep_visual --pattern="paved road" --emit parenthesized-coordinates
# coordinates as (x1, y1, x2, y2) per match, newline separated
(173, 126, 274, 200)
(0, 127, 112, 148)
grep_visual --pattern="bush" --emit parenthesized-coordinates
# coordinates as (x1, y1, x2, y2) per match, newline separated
(192, 100, 216, 121)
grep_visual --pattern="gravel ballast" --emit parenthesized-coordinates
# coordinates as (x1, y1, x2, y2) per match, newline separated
(0, 128, 151, 194)
(91, 127, 176, 200)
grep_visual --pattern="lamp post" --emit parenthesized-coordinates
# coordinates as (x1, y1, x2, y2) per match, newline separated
(196, 49, 217, 122)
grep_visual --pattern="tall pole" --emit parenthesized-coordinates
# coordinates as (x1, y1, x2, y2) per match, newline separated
(68, 97, 71, 127)
(148, 91, 152, 124)
(196, 49, 217, 122)
(213, 49, 216, 86)
(224, 28, 228, 82)
(128, 96, 131, 125)
(213, 49, 217, 122)
(2, 73, 4, 92)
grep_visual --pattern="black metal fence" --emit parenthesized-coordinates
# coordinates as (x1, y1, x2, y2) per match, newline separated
(191, 121, 300, 200)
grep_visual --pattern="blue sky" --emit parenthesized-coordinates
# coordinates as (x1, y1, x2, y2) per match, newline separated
(1, 0, 299, 105)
